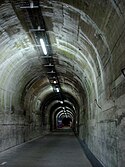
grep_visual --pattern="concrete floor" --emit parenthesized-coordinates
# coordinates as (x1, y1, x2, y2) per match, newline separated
(0, 131, 92, 167)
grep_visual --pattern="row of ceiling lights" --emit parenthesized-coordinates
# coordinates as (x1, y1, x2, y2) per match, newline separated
(20, 0, 69, 117)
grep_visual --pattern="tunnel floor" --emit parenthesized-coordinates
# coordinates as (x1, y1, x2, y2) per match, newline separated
(0, 130, 92, 167)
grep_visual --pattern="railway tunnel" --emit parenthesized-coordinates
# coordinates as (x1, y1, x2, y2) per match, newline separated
(0, 0, 125, 167)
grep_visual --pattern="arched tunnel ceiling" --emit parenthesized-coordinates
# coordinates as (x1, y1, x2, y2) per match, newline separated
(1, 1, 125, 166)
(0, 0, 125, 115)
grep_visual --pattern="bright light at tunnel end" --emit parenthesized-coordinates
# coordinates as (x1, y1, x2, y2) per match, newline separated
(40, 38, 47, 55)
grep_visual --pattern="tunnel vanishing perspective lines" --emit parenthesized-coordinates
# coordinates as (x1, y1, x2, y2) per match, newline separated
(0, 0, 125, 167)
(0, 132, 92, 167)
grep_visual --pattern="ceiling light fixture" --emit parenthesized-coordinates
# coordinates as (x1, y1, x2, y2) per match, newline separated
(53, 80, 57, 84)
(65, 113, 68, 118)
(40, 38, 47, 55)
(30, 2, 33, 8)
(56, 88, 60, 93)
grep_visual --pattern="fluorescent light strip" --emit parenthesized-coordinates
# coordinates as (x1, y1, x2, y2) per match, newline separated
(40, 38, 47, 55)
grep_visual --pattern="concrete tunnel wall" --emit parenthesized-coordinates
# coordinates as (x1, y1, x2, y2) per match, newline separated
(0, 1, 125, 167)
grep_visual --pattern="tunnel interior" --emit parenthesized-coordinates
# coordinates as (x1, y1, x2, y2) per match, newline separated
(40, 91, 80, 133)
(61, 117, 72, 127)
(0, 0, 125, 167)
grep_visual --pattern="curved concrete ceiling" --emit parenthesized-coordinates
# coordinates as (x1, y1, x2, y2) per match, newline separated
(1, 1, 125, 166)
(0, 0, 123, 118)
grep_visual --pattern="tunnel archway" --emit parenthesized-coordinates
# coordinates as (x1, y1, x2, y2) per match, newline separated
(0, 1, 125, 167)
(62, 117, 72, 127)
(40, 90, 82, 134)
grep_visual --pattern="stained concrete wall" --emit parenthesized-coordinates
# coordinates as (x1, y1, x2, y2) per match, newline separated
(78, 1, 125, 166)
(0, 2, 47, 152)
(79, 84, 125, 167)
(0, 1, 125, 167)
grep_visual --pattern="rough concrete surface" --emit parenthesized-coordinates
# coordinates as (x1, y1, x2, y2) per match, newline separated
(0, 131, 92, 167)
